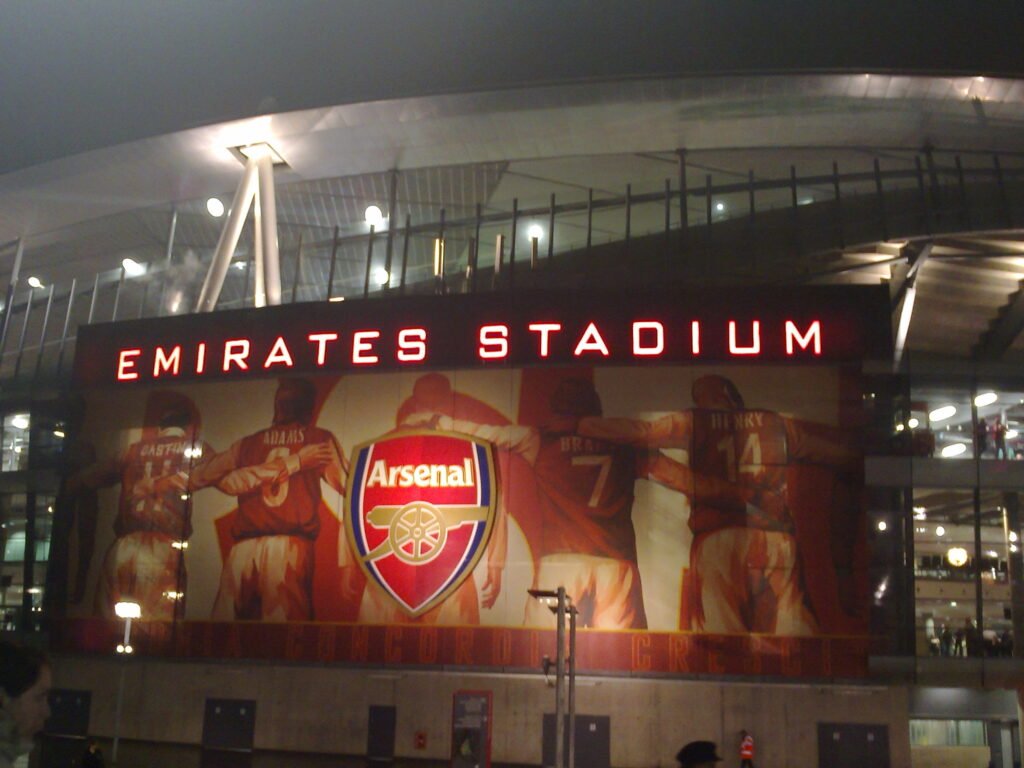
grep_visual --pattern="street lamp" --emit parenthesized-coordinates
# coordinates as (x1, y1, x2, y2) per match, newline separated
(528, 587, 577, 768)
(112, 601, 141, 763)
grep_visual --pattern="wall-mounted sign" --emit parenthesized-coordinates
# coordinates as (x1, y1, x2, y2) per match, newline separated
(72, 286, 890, 386)
(451, 691, 492, 768)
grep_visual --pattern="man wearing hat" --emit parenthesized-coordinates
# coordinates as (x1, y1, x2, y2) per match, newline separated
(676, 740, 722, 767)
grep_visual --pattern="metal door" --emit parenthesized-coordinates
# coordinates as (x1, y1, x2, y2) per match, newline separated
(817, 723, 890, 768)
(542, 714, 610, 768)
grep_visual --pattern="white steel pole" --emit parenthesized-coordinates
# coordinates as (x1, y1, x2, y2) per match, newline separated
(252, 191, 266, 307)
(256, 154, 281, 305)
(555, 587, 566, 768)
(196, 160, 258, 312)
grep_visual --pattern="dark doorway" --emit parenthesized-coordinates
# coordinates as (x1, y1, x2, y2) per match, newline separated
(367, 705, 397, 762)
(542, 714, 610, 768)
(818, 723, 890, 768)
(201, 698, 255, 768)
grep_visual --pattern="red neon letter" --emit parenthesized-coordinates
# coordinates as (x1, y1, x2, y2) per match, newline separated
(352, 330, 380, 365)
(223, 339, 251, 371)
(728, 321, 761, 355)
(196, 342, 206, 374)
(573, 322, 610, 357)
(691, 321, 701, 355)
(785, 320, 822, 355)
(397, 328, 427, 362)
(479, 325, 509, 360)
(117, 348, 141, 381)
(153, 345, 181, 377)
(263, 336, 295, 369)
(632, 321, 664, 356)
(528, 323, 562, 358)
(308, 333, 339, 366)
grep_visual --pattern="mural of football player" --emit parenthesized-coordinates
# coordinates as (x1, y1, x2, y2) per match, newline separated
(355, 373, 509, 625)
(192, 378, 347, 621)
(419, 377, 672, 630)
(69, 391, 212, 621)
(580, 373, 858, 635)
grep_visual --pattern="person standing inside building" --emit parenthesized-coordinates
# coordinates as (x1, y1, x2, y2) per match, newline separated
(0, 640, 51, 768)
(994, 416, 1008, 459)
(676, 740, 722, 767)
(976, 417, 989, 457)
(739, 730, 755, 768)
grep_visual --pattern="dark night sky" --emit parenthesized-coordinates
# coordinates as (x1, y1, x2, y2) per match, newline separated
(2, 1, 1023, 173)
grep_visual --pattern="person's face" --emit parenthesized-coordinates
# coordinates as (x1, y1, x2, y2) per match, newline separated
(4, 666, 51, 740)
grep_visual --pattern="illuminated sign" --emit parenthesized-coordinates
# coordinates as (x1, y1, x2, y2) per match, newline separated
(73, 287, 890, 386)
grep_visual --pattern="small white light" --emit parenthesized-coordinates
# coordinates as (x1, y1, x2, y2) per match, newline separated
(715, 202, 725, 213)
(950, 601, 958, 607)
(974, 392, 998, 407)
(27, 276, 43, 289)
(527, 224, 544, 241)
(124, 645, 133, 654)
(1006, 430, 1018, 439)
(237, 142, 284, 164)
(53, 430, 65, 439)
(1010, 531, 1018, 543)
(986, 550, 998, 558)
(908, 418, 920, 429)
(1012, 544, 1019, 553)
(233, 261, 247, 270)
(121, 258, 145, 277)
(10, 415, 29, 430)
(913, 506, 927, 519)
(207, 198, 225, 217)
(364, 205, 384, 226)
(930, 405, 957, 422)
(975, 76, 985, 82)
(114, 601, 141, 619)
(799, 197, 813, 206)
(941, 443, 967, 458)
(374, 268, 390, 286)
(877, 520, 887, 531)
(947, 546, 969, 567)
(116, 644, 125, 654)
(895, 423, 905, 432)
(936, 526, 946, 537)
(329, 296, 345, 303)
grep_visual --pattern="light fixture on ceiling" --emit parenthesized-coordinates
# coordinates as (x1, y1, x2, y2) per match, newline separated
(365, 205, 384, 226)
(929, 405, 957, 422)
(974, 392, 998, 407)
(230, 142, 286, 166)
(207, 198, 225, 217)
(877, 520, 887, 532)
(947, 547, 968, 567)
(1006, 429, 1019, 439)
(527, 224, 544, 241)
(715, 202, 725, 213)
(374, 268, 390, 287)
(908, 418, 920, 429)
(27, 276, 43, 289)
(10, 415, 29, 431)
(1010, 531, 1018, 543)
(122, 258, 145, 277)
(895, 423, 905, 432)
(936, 525, 946, 537)
(233, 261, 247, 270)
(941, 443, 967, 458)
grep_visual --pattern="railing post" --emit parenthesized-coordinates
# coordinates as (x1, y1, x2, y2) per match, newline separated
(508, 199, 518, 289)
(399, 215, 412, 295)
(33, 285, 55, 382)
(677, 149, 689, 258)
(832, 161, 845, 249)
(873, 158, 890, 241)
(362, 225, 376, 299)
(547, 193, 556, 263)
(789, 165, 801, 255)
(55, 278, 77, 378)
(994, 155, 1013, 228)
(585, 189, 593, 255)
(325, 225, 340, 301)
(915, 156, 933, 235)
(955, 156, 972, 231)
(291, 233, 303, 303)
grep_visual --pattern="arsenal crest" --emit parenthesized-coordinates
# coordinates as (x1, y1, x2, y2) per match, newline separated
(346, 430, 497, 616)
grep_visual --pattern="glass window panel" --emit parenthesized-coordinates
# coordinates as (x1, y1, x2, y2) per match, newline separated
(910, 720, 987, 747)
(1, 413, 30, 471)
(909, 388, 973, 459)
(975, 386, 1024, 460)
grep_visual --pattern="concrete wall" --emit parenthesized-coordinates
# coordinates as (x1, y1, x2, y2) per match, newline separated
(52, 655, 912, 768)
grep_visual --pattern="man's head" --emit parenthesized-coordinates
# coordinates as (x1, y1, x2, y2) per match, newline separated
(0, 640, 51, 742)
(676, 740, 721, 768)
(691, 375, 744, 410)
(549, 378, 602, 419)
(273, 378, 317, 426)
(143, 391, 199, 436)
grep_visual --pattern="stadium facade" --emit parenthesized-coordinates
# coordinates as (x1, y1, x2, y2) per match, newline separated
(2, 5, 1024, 767)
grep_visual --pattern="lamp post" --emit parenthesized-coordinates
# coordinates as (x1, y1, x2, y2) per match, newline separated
(528, 587, 576, 768)
(112, 600, 141, 764)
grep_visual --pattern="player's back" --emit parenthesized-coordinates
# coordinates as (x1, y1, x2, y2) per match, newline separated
(689, 408, 790, 534)
(233, 423, 333, 539)
(116, 433, 197, 538)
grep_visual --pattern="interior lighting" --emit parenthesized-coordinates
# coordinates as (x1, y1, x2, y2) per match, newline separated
(364, 205, 384, 226)
(329, 296, 345, 303)
(236, 142, 284, 164)
(10, 415, 29, 430)
(913, 506, 927, 519)
(1010, 531, 1018, 543)
(950, 601, 957, 607)
(1006, 429, 1019, 439)
(27, 277, 43, 289)
(895, 423, 905, 432)
(941, 443, 967, 458)
(908, 418, 920, 429)
(715, 202, 725, 213)
(207, 198, 225, 217)
(233, 261, 247, 270)
(877, 520, 887, 531)
(53, 430, 65, 439)
(986, 550, 999, 558)
(122, 258, 146, 277)
(114, 601, 141, 619)
(936, 526, 946, 537)
(930, 405, 957, 422)
(527, 224, 544, 241)
(974, 392, 998, 407)
(947, 547, 969, 567)
(374, 268, 390, 286)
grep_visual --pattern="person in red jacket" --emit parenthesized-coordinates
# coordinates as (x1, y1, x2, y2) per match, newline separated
(739, 730, 755, 768)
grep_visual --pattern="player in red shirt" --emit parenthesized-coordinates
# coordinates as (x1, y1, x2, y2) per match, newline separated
(580, 374, 857, 635)
(193, 378, 347, 621)
(739, 730, 755, 768)
(70, 391, 213, 620)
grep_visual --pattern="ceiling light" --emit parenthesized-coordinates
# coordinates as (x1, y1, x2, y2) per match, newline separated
(235, 142, 285, 164)
(986, 550, 998, 558)
(329, 296, 345, 303)
(715, 202, 725, 213)
(877, 520, 887, 532)
(941, 443, 967, 458)
(1010, 531, 1018, 543)
(10, 415, 29, 430)
(1006, 429, 1019, 439)
(364, 205, 384, 226)
(207, 198, 225, 217)
(913, 506, 926, 519)
(122, 258, 145, 277)
(27, 276, 42, 289)
(895, 423, 905, 432)
(907, 418, 919, 429)
(53, 430, 64, 439)
(936, 526, 946, 537)
(233, 261, 247, 270)
(374, 268, 390, 287)
(950, 601, 957, 607)
(114, 601, 141, 619)
(974, 392, 998, 407)
(930, 405, 957, 422)
(527, 224, 544, 241)
(947, 547, 969, 567)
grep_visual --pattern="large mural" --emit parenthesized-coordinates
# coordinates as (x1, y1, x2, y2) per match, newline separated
(51, 364, 868, 677)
